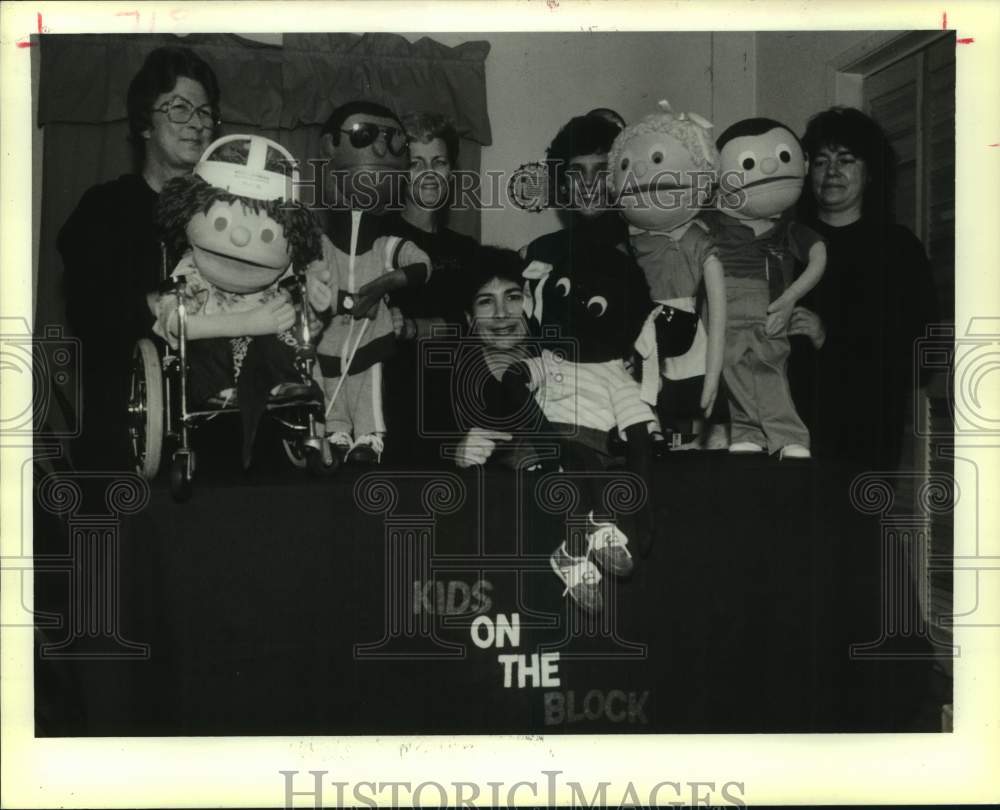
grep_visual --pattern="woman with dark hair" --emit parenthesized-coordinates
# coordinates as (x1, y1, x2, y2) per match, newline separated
(791, 106, 938, 471)
(792, 107, 942, 731)
(443, 245, 550, 470)
(58, 45, 221, 470)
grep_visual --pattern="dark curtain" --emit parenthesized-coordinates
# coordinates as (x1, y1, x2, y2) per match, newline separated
(35, 32, 491, 356)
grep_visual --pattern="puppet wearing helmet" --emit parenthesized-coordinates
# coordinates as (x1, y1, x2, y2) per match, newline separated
(702, 118, 827, 458)
(153, 134, 325, 467)
(609, 101, 727, 447)
(306, 101, 431, 467)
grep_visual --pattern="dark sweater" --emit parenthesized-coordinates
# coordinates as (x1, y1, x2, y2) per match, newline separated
(789, 218, 939, 470)
(57, 174, 163, 470)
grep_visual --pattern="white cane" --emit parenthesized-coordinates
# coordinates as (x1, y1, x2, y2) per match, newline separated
(324, 316, 371, 419)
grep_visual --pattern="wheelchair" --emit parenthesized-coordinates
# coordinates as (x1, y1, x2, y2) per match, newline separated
(126, 265, 336, 501)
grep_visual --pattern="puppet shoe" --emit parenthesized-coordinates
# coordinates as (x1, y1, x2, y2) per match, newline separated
(347, 433, 384, 465)
(327, 431, 353, 465)
(729, 441, 765, 454)
(586, 515, 634, 577)
(779, 443, 811, 460)
(550, 543, 603, 614)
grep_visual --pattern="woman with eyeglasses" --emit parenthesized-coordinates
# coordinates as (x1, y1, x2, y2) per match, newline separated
(58, 45, 221, 470)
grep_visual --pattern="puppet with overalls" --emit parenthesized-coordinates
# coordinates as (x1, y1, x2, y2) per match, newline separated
(152, 134, 325, 468)
(306, 102, 431, 468)
(608, 101, 728, 451)
(702, 118, 827, 459)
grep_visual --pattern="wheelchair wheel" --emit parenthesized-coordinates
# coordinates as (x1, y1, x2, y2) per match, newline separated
(169, 450, 194, 502)
(281, 438, 308, 469)
(127, 339, 164, 480)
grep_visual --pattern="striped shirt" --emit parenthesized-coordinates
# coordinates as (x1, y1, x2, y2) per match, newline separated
(525, 350, 654, 434)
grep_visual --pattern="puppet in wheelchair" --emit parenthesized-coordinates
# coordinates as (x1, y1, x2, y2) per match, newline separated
(128, 134, 331, 498)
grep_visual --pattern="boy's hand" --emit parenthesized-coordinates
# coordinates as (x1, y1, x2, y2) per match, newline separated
(765, 293, 796, 336)
(248, 296, 296, 335)
(306, 266, 333, 313)
(700, 375, 718, 417)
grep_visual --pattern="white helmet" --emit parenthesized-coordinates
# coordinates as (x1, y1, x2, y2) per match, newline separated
(194, 134, 300, 202)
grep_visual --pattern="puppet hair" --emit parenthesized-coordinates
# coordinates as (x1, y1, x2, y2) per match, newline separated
(158, 174, 322, 270)
(716, 117, 802, 151)
(608, 101, 719, 192)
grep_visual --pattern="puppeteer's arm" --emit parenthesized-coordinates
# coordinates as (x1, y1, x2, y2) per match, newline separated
(701, 254, 726, 416)
(353, 241, 432, 319)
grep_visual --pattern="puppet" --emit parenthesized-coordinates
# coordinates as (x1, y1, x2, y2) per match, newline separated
(702, 117, 827, 458)
(507, 250, 656, 614)
(152, 134, 324, 468)
(608, 100, 728, 450)
(307, 101, 431, 466)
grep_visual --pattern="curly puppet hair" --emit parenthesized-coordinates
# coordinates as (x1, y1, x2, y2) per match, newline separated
(607, 103, 720, 194)
(157, 174, 323, 270)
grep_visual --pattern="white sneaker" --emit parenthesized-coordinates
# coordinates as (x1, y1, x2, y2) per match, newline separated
(586, 514, 634, 577)
(550, 542, 603, 614)
(327, 431, 353, 463)
(729, 441, 765, 454)
(348, 433, 384, 464)
(779, 443, 811, 460)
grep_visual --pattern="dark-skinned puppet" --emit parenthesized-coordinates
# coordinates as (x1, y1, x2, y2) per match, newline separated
(307, 101, 431, 466)
(507, 249, 657, 615)
(702, 118, 827, 459)
(609, 100, 727, 449)
(152, 134, 324, 467)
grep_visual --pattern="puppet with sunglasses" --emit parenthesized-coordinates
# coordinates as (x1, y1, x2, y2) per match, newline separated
(306, 101, 431, 468)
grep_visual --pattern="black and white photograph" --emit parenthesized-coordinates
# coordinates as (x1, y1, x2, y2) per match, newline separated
(2, 1, 998, 807)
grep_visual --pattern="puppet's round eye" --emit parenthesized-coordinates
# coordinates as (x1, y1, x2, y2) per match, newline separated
(586, 296, 608, 317)
(260, 228, 275, 244)
(738, 151, 756, 171)
(555, 277, 571, 297)
(213, 216, 228, 232)
(651, 151, 664, 164)
(620, 157, 630, 171)
(775, 143, 793, 163)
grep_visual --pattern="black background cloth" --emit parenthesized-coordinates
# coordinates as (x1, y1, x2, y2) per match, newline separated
(34, 454, 945, 736)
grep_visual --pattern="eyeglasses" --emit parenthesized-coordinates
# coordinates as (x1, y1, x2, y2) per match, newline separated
(151, 98, 219, 128)
(339, 122, 409, 156)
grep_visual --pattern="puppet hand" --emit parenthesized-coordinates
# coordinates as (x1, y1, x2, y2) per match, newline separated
(788, 306, 826, 349)
(700, 376, 719, 417)
(306, 269, 332, 313)
(249, 297, 296, 335)
(765, 301, 794, 336)
(454, 428, 513, 468)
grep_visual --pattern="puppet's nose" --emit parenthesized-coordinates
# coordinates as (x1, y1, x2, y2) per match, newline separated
(761, 156, 779, 175)
(230, 226, 252, 247)
(632, 160, 648, 179)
